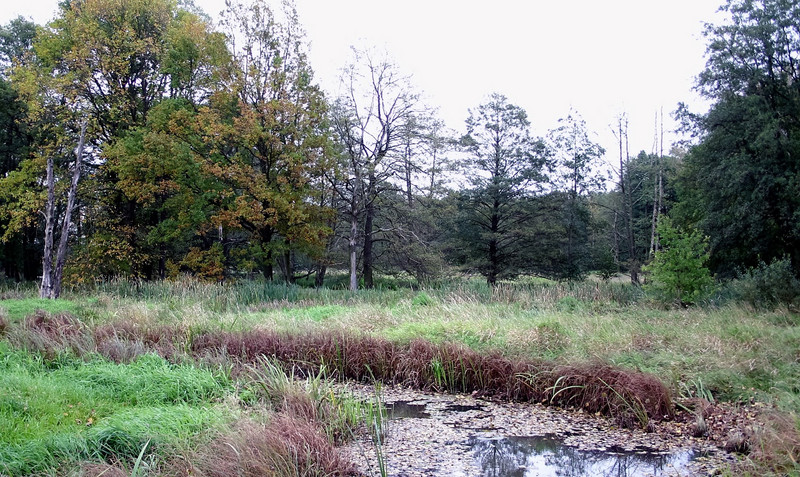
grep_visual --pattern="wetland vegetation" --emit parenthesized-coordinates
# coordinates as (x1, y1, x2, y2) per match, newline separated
(1, 276, 799, 475)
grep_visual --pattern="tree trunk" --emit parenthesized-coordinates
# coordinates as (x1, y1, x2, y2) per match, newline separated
(612, 209, 620, 266)
(649, 110, 663, 259)
(487, 237, 498, 286)
(283, 248, 294, 284)
(349, 212, 358, 291)
(40, 121, 86, 299)
(617, 116, 638, 285)
(39, 155, 56, 299)
(362, 201, 374, 289)
(624, 154, 638, 284)
(362, 173, 376, 288)
(52, 121, 86, 298)
(405, 142, 414, 208)
(260, 229, 274, 281)
(315, 264, 326, 288)
(487, 197, 500, 286)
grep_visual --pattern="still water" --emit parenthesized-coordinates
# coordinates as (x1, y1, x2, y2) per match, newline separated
(467, 435, 701, 477)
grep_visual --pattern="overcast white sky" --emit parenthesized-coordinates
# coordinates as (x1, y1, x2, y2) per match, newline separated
(2, 0, 725, 160)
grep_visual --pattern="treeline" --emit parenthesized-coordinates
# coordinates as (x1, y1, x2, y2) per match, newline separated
(1, 0, 799, 297)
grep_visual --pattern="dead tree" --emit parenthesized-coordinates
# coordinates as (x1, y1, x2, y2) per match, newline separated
(40, 121, 86, 299)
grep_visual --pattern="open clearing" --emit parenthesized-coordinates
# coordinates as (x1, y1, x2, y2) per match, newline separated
(1, 278, 798, 476)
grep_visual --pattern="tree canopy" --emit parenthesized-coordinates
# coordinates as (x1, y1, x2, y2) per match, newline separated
(676, 0, 800, 276)
(1, 0, 800, 298)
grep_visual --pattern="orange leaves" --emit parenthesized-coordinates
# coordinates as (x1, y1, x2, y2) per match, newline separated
(180, 243, 225, 282)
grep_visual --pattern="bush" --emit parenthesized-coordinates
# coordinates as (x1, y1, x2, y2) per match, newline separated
(730, 257, 800, 310)
(644, 217, 713, 306)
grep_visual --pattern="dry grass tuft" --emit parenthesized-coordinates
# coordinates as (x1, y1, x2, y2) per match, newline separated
(76, 461, 130, 477)
(184, 417, 355, 477)
(94, 321, 185, 362)
(748, 411, 800, 473)
(548, 363, 674, 423)
(8, 311, 94, 358)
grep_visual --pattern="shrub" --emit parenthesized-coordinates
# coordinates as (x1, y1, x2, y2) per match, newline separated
(730, 257, 800, 310)
(644, 217, 713, 306)
(556, 296, 582, 312)
(191, 417, 354, 477)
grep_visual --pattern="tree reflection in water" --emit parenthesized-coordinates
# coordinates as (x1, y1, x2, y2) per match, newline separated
(467, 435, 697, 477)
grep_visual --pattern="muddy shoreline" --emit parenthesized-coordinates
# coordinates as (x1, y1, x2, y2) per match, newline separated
(339, 384, 738, 476)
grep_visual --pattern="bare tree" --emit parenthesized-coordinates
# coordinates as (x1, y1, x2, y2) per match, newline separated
(611, 113, 639, 284)
(329, 48, 420, 290)
(40, 120, 86, 299)
(649, 108, 665, 258)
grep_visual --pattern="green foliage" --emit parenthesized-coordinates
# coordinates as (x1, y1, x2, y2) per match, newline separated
(548, 110, 606, 280)
(730, 257, 800, 310)
(675, 0, 800, 276)
(594, 246, 618, 281)
(644, 217, 713, 305)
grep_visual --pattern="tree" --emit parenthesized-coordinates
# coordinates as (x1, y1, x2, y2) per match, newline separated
(40, 121, 86, 298)
(644, 216, 712, 306)
(330, 48, 420, 290)
(0, 17, 36, 280)
(456, 93, 549, 285)
(548, 110, 606, 279)
(676, 0, 800, 276)
(215, 0, 332, 282)
(28, 0, 198, 280)
(0, 16, 37, 74)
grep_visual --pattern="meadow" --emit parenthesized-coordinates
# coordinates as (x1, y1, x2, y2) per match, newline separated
(0, 275, 798, 476)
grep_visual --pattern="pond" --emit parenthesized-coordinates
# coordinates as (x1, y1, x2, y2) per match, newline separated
(342, 385, 734, 476)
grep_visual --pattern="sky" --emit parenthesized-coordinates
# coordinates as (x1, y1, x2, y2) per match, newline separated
(1, 0, 726, 161)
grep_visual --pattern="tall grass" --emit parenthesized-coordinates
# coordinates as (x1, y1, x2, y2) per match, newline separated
(56, 275, 644, 312)
(0, 344, 231, 475)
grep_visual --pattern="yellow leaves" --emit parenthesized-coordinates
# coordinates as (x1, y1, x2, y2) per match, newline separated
(180, 244, 225, 282)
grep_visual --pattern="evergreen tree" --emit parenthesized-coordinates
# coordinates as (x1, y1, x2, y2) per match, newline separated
(455, 93, 549, 285)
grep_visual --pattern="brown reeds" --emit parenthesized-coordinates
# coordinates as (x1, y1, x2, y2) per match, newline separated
(94, 321, 185, 362)
(183, 417, 355, 477)
(8, 311, 94, 358)
(2, 310, 675, 423)
(191, 328, 674, 422)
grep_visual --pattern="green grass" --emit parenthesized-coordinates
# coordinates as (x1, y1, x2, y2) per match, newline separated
(0, 343, 232, 475)
(0, 298, 79, 321)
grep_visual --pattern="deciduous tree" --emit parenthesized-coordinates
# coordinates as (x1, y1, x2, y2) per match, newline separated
(330, 48, 420, 290)
(676, 0, 800, 276)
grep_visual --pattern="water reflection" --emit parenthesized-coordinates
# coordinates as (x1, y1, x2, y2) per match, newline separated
(444, 403, 486, 413)
(386, 401, 430, 419)
(468, 435, 698, 477)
